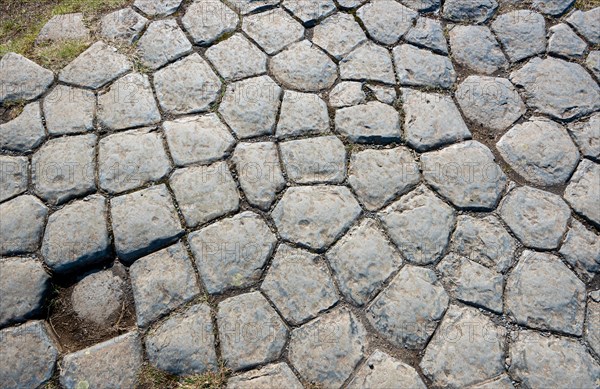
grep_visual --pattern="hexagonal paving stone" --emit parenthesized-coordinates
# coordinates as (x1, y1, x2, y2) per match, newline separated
(217, 292, 288, 371)
(206, 34, 267, 81)
(100, 7, 147, 44)
(261, 244, 338, 325)
(335, 102, 401, 144)
(0, 195, 48, 256)
(43, 85, 95, 135)
(282, 0, 336, 25)
(0, 321, 58, 389)
(145, 304, 217, 375)
(0, 52, 54, 104)
(226, 363, 302, 389)
(442, 0, 498, 23)
(449, 25, 507, 74)
(380, 185, 455, 265)
(567, 7, 600, 45)
(532, 0, 575, 15)
(559, 219, 600, 282)
(393, 44, 456, 89)
(71, 267, 126, 326)
(42, 195, 110, 273)
(276, 90, 329, 138)
(169, 162, 240, 228)
(313, 13, 366, 59)
(130, 243, 200, 327)
(243, 9, 304, 55)
(182, 0, 238, 45)
(329, 81, 365, 108)
(420, 305, 506, 387)
(347, 350, 426, 389)
(272, 185, 362, 250)
(38, 13, 90, 44)
(219, 76, 282, 139)
(500, 186, 570, 249)
(587, 292, 600, 357)
(188, 211, 277, 294)
(568, 112, 600, 160)
(357, 0, 417, 45)
(327, 218, 402, 306)
(0, 155, 28, 202)
(288, 307, 367, 388)
(110, 184, 184, 262)
(405, 17, 448, 54)
(279, 136, 346, 184)
(0, 102, 46, 153)
(564, 159, 600, 227)
(491, 10, 547, 62)
(136, 19, 192, 70)
(506, 250, 586, 335)
(134, 0, 182, 16)
(339, 42, 395, 84)
(548, 23, 587, 59)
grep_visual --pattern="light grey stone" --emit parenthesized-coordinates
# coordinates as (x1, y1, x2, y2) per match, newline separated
(0, 102, 46, 153)
(98, 128, 171, 194)
(219, 76, 282, 139)
(272, 185, 361, 250)
(328, 81, 365, 108)
(276, 90, 329, 138)
(327, 218, 402, 306)
(206, 34, 267, 81)
(32, 134, 96, 205)
(153, 53, 222, 115)
(402, 88, 471, 151)
(367, 84, 396, 104)
(497, 119, 579, 186)
(587, 297, 600, 356)
(567, 7, 600, 44)
(130, 243, 200, 327)
(348, 147, 420, 211)
(59, 42, 132, 89)
(568, 112, 600, 160)
(60, 332, 143, 389)
(136, 19, 192, 70)
(36, 13, 90, 43)
(188, 211, 277, 293)
(500, 186, 570, 249)
(549, 23, 587, 59)
(280, 135, 346, 184)
(261, 244, 338, 325)
(145, 304, 217, 375)
(230, 0, 281, 15)
(338, 0, 367, 8)
(313, 13, 366, 59)
(456, 76, 525, 131)
(405, 17, 448, 55)
(357, 0, 417, 45)
(468, 375, 515, 389)
(560, 219, 600, 282)
(339, 42, 395, 84)
(232, 142, 285, 210)
(0, 52, 54, 104)
(367, 266, 449, 349)
(0, 321, 58, 389)
(134, 0, 182, 16)
(43, 85, 95, 135)
(449, 25, 507, 74)
(0, 195, 47, 256)
(217, 292, 288, 371)
(380, 185, 455, 265)
(163, 114, 235, 167)
(227, 363, 302, 389)
(42, 195, 110, 273)
(393, 44, 456, 89)
(242, 8, 304, 55)
(0, 257, 49, 327)
(289, 307, 367, 388)
(564, 159, 600, 227)
(71, 268, 126, 326)
(420, 305, 506, 387)
(100, 7, 147, 44)
(110, 184, 184, 262)
(335, 101, 401, 144)
(169, 162, 240, 228)
(282, 0, 336, 25)
(347, 350, 426, 389)
(532, 0, 575, 15)
(182, 0, 238, 45)
(0, 155, 28, 202)
(270, 40, 337, 92)
(492, 10, 546, 62)
(442, 0, 498, 23)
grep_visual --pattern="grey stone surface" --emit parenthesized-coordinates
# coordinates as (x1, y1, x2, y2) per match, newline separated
(136, 19, 192, 70)
(134, 0, 182, 16)
(402, 88, 471, 151)
(492, 10, 547, 62)
(101, 7, 147, 44)
(367, 266, 449, 349)
(405, 17, 448, 55)
(276, 90, 329, 138)
(587, 294, 600, 357)
(327, 218, 403, 306)
(587, 50, 600, 79)
(217, 292, 288, 371)
(261, 244, 338, 325)
(449, 25, 507, 74)
(230, 0, 281, 15)
(282, 0, 336, 24)
(468, 375, 515, 389)
(347, 350, 426, 389)
(567, 7, 600, 44)
(270, 40, 337, 92)
(348, 147, 420, 211)
(110, 184, 184, 262)
(532, 0, 575, 15)
(32, 134, 96, 205)
(219, 76, 282, 139)
(548, 23, 587, 59)
(338, 0, 367, 7)
(272, 185, 361, 250)
(145, 304, 217, 375)
(456, 76, 525, 131)
(0, 102, 46, 153)
(42, 195, 110, 273)
(367, 84, 396, 104)
(153, 53, 222, 115)
(163, 114, 235, 167)
(357, 0, 417, 44)
(280, 135, 346, 184)
(559, 219, 600, 282)
(206, 34, 267, 81)
(339, 42, 395, 84)
(401, 0, 440, 11)
(568, 113, 600, 160)
(242, 8, 304, 55)
(60, 332, 143, 389)
(0, 257, 49, 327)
(0, 52, 54, 104)
(497, 119, 580, 186)
(500, 186, 570, 249)
(0, 321, 58, 389)
(313, 13, 366, 59)
(130, 243, 200, 327)
(420, 305, 506, 387)
(169, 162, 239, 227)
(0, 195, 48, 256)
(59, 42, 132, 89)
(43, 85, 95, 135)
(564, 159, 600, 227)
(380, 185, 455, 265)
(335, 101, 401, 144)
(0, 155, 28, 202)
(188, 211, 277, 293)
(182, 0, 238, 45)
(36, 13, 90, 43)
(510, 57, 600, 120)
(232, 142, 285, 210)
(393, 44, 456, 89)
(71, 268, 126, 326)
(227, 363, 302, 389)
(288, 307, 367, 388)
(329, 81, 365, 108)
(442, 0, 498, 23)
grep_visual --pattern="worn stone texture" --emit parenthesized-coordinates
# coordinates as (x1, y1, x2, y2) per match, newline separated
(313, 13, 366, 59)
(0, 102, 46, 153)
(559, 219, 600, 282)
(357, 0, 417, 44)
(227, 363, 302, 389)
(568, 113, 600, 160)
(548, 23, 587, 59)
(43, 85, 95, 135)
(347, 350, 426, 389)
(564, 159, 600, 227)
(492, 10, 547, 62)
(0, 155, 28, 202)
(71, 268, 126, 326)
(280, 136, 347, 184)
(276, 90, 329, 139)
(0, 195, 48, 256)
(566, 7, 600, 44)
(37, 13, 89, 43)
(442, 0, 498, 23)
(449, 25, 507, 74)
(329, 81, 366, 108)
(134, 0, 182, 16)
(182, 0, 238, 45)
(405, 17, 448, 54)
(0, 53, 54, 104)
(335, 102, 401, 144)
(340, 42, 396, 84)
(242, 8, 304, 55)
(394, 44, 456, 89)
(205, 34, 267, 81)
(136, 19, 192, 70)
(101, 7, 147, 44)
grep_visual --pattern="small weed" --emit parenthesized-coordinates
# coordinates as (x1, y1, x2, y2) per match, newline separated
(575, 0, 600, 9)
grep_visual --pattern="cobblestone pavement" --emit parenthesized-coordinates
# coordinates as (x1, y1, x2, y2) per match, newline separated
(1, 0, 600, 388)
